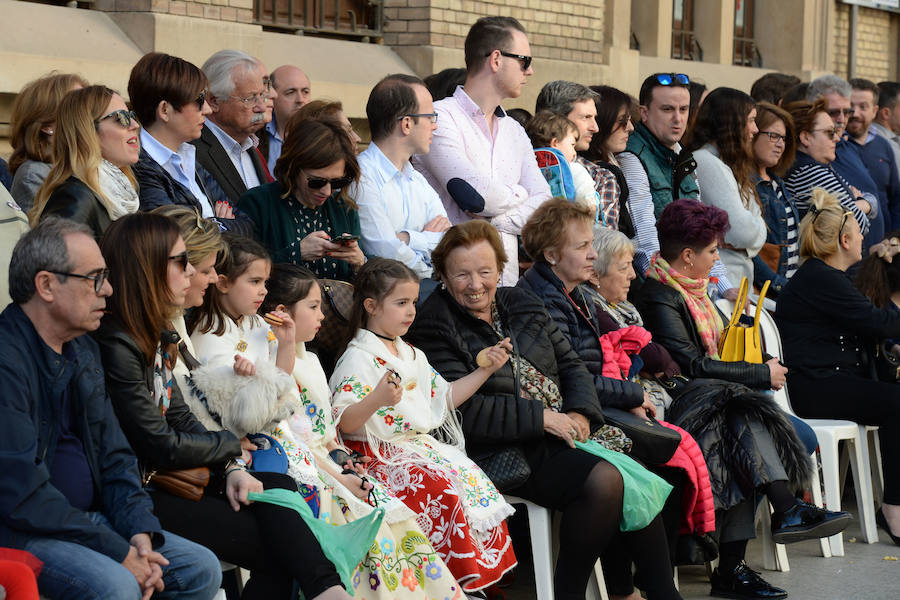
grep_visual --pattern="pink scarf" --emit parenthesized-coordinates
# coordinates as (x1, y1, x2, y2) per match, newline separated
(649, 255, 721, 357)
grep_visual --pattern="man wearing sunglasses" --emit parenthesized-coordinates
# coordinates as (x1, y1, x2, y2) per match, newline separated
(807, 75, 880, 248)
(0, 218, 222, 600)
(413, 16, 550, 286)
(193, 49, 276, 205)
(351, 74, 449, 284)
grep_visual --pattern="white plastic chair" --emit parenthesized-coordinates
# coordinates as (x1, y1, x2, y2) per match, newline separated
(504, 495, 609, 600)
(754, 304, 879, 555)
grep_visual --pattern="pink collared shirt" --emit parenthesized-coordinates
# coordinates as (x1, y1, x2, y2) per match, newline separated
(413, 86, 551, 285)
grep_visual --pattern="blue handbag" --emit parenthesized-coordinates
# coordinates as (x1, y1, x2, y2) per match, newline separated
(247, 433, 289, 474)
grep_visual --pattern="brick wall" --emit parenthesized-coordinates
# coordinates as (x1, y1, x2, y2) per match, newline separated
(383, 0, 605, 65)
(833, 4, 895, 81)
(92, 0, 253, 23)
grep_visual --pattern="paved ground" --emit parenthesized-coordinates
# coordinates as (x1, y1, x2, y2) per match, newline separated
(502, 501, 900, 600)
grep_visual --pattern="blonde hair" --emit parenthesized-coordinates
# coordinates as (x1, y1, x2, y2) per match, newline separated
(9, 72, 88, 173)
(29, 86, 137, 226)
(150, 205, 225, 267)
(799, 188, 852, 261)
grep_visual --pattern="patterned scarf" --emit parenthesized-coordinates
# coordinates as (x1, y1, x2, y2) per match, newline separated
(97, 159, 139, 220)
(649, 254, 721, 357)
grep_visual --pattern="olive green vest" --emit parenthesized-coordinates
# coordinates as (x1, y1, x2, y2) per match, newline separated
(623, 122, 699, 217)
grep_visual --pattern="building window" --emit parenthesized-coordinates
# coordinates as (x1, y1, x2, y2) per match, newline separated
(672, 0, 697, 60)
(733, 0, 759, 66)
(254, 0, 383, 39)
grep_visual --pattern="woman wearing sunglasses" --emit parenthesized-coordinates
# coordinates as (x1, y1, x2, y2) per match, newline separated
(128, 52, 251, 236)
(29, 85, 140, 240)
(749, 102, 801, 298)
(238, 116, 365, 282)
(783, 99, 872, 238)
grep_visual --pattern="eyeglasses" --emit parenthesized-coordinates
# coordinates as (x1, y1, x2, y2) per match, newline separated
(487, 50, 532, 71)
(305, 174, 353, 190)
(47, 268, 110, 294)
(827, 108, 854, 119)
(96, 109, 137, 129)
(169, 252, 189, 271)
(654, 73, 690, 86)
(229, 90, 270, 107)
(811, 128, 838, 139)
(757, 130, 787, 144)
(398, 113, 438, 124)
(194, 89, 207, 111)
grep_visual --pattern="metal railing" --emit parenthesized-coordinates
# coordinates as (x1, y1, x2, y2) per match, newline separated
(254, 0, 383, 40)
(734, 37, 761, 67)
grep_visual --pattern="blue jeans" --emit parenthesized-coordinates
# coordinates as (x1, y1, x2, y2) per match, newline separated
(787, 413, 818, 456)
(23, 512, 221, 600)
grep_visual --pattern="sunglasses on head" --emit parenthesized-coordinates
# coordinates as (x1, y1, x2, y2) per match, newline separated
(306, 175, 353, 190)
(654, 73, 690, 86)
(96, 109, 138, 129)
(169, 251, 189, 271)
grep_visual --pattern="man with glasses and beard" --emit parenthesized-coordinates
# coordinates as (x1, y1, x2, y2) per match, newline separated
(192, 49, 278, 205)
(806, 75, 880, 248)
(847, 78, 900, 237)
(413, 16, 550, 286)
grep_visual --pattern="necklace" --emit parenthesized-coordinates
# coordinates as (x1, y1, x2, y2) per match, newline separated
(366, 328, 395, 341)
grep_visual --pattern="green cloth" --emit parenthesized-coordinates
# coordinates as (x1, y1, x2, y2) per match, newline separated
(238, 181, 361, 281)
(623, 122, 699, 217)
(248, 489, 384, 594)
(574, 439, 672, 531)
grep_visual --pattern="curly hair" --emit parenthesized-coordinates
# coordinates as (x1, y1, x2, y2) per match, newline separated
(431, 220, 508, 279)
(521, 198, 594, 264)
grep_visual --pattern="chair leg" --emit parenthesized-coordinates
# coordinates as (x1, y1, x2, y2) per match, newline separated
(850, 428, 879, 544)
(525, 502, 555, 600)
(817, 432, 845, 556)
(758, 501, 790, 572)
(869, 428, 885, 507)
(808, 452, 832, 558)
(585, 560, 609, 600)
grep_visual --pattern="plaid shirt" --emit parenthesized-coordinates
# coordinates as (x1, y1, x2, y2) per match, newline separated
(576, 157, 620, 229)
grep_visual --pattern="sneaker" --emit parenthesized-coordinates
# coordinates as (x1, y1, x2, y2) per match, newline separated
(770, 500, 851, 544)
(710, 562, 787, 599)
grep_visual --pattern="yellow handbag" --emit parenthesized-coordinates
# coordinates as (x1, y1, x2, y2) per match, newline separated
(717, 277, 771, 363)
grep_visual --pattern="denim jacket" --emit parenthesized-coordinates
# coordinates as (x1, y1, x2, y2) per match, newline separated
(752, 170, 799, 295)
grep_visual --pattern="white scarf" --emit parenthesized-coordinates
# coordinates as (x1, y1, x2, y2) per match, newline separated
(97, 159, 139, 220)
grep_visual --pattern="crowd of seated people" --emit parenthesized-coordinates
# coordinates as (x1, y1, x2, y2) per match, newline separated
(5, 12, 900, 600)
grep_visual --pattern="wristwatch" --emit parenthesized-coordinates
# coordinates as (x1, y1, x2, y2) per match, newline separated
(224, 457, 249, 476)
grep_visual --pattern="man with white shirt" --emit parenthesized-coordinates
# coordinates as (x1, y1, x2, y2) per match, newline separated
(352, 74, 449, 281)
(129, 52, 251, 233)
(874, 81, 900, 175)
(192, 50, 276, 204)
(260, 65, 312, 173)
(413, 16, 550, 286)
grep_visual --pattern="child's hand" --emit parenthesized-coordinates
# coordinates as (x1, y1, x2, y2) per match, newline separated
(337, 471, 373, 501)
(368, 370, 403, 409)
(475, 338, 512, 373)
(265, 309, 295, 344)
(234, 355, 256, 377)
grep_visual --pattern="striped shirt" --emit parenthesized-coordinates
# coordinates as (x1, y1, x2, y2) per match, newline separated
(770, 180, 800, 280)
(783, 153, 870, 237)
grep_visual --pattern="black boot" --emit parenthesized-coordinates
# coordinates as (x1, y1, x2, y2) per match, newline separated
(770, 500, 851, 544)
(709, 561, 787, 599)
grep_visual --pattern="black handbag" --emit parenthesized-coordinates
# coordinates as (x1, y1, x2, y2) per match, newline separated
(603, 407, 681, 464)
(472, 447, 531, 492)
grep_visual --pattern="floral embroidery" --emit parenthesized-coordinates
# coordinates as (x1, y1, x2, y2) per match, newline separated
(235, 340, 248, 352)
(368, 572, 380, 591)
(425, 562, 442, 580)
(401, 568, 418, 591)
(375, 357, 386, 366)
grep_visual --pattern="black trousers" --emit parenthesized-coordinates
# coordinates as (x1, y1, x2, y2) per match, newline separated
(788, 371, 900, 504)
(151, 471, 342, 599)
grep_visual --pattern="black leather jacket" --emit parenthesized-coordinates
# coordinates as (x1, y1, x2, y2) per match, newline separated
(42, 176, 111, 240)
(633, 278, 770, 389)
(406, 286, 603, 455)
(92, 318, 242, 473)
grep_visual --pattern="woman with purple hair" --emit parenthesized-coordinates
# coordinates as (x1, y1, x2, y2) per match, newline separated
(633, 199, 849, 600)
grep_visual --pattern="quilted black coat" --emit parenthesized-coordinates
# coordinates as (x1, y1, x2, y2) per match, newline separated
(517, 262, 645, 410)
(406, 286, 603, 459)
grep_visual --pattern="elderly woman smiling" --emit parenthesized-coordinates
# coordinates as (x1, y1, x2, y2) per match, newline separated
(406, 220, 682, 600)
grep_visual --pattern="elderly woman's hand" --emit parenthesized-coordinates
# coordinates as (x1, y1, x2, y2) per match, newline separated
(544, 409, 582, 448)
(628, 393, 657, 420)
(566, 412, 591, 441)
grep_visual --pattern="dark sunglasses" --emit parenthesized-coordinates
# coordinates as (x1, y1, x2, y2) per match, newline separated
(487, 50, 532, 71)
(47, 268, 110, 294)
(96, 109, 138, 129)
(169, 251, 189, 271)
(654, 73, 690, 86)
(305, 175, 353, 190)
(827, 108, 854, 119)
(194, 89, 207, 111)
